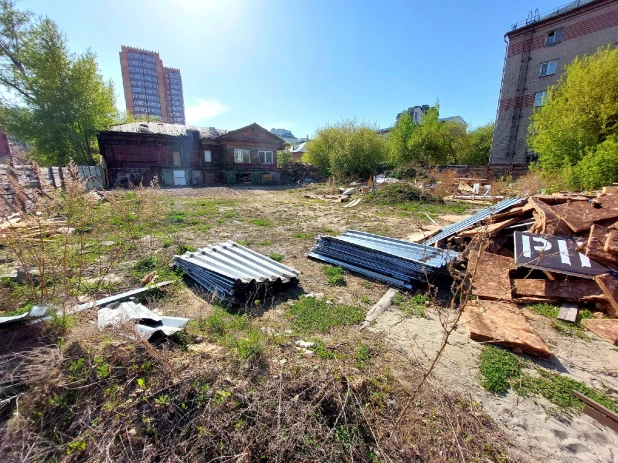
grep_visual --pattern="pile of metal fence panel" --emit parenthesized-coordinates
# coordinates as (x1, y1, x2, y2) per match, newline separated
(307, 230, 460, 288)
(174, 241, 300, 304)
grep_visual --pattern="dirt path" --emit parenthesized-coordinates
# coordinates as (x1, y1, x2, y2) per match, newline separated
(372, 307, 618, 463)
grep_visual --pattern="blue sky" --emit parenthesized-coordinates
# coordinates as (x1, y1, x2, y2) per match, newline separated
(21, 0, 559, 137)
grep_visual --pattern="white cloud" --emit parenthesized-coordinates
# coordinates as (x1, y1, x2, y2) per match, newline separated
(185, 98, 229, 124)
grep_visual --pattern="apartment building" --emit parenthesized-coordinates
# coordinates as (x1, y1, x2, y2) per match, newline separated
(119, 46, 186, 124)
(490, 0, 618, 164)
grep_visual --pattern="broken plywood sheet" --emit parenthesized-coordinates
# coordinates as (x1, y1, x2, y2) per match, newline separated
(529, 197, 573, 236)
(586, 224, 618, 269)
(594, 273, 618, 319)
(466, 248, 515, 300)
(489, 200, 535, 223)
(554, 195, 618, 234)
(582, 319, 618, 345)
(512, 278, 602, 302)
(604, 229, 618, 254)
(462, 300, 552, 358)
(514, 232, 608, 278)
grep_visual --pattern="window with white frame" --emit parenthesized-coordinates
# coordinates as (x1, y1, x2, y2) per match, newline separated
(204, 150, 212, 162)
(545, 28, 562, 46)
(234, 149, 250, 163)
(539, 60, 557, 77)
(258, 150, 273, 164)
(534, 91, 549, 107)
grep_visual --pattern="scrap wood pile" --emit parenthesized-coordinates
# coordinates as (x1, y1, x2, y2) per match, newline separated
(420, 189, 618, 356)
(286, 162, 327, 184)
(0, 213, 69, 241)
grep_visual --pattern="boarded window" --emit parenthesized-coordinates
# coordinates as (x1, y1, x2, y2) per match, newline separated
(258, 150, 273, 164)
(204, 150, 212, 162)
(173, 151, 182, 166)
(234, 149, 250, 163)
(173, 170, 186, 186)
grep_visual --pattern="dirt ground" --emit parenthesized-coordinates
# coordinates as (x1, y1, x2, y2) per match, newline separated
(3, 185, 618, 462)
(151, 186, 618, 462)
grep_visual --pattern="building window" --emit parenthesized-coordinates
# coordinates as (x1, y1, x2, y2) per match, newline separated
(234, 148, 250, 163)
(258, 150, 273, 164)
(545, 28, 562, 46)
(534, 91, 549, 107)
(539, 60, 558, 77)
(204, 150, 212, 162)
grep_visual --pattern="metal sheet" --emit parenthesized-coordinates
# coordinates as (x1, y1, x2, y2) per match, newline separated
(513, 231, 608, 278)
(423, 197, 526, 245)
(174, 241, 300, 303)
(308, 230, 459, 286)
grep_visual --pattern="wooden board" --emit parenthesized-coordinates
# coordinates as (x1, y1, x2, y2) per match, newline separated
(466, 249, 515, 300)
(604, 229, 618, 255)
(586, 225, 618, 269)
(529, 197, 573, 236)
(512, 278, 601, 302)
(514, 232, 609, 278)
(557, 303, 579, 323)
(572, 390, 618, 434)
(582, 319, 618, 345)
(594, 273, 618, 318)
(462, 300, 552, 358)
(459, 217, 521, 237)
(555, 195, 618, 233)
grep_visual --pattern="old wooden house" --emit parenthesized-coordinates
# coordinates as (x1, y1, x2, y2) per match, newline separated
(97, 122, 285, 187)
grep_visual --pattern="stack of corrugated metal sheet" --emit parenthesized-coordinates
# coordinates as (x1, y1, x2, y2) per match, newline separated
(307, 230, 460, 288)
(174, 241, 300, 303)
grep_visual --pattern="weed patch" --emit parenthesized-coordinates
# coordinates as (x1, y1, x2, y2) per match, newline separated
(292, 232, 313, 240)
(529, 304, 592, 339)
(392, 293, 430, 318)
(479, 346, 522, 394)
(269, 253, 284, 263)
(248, 218, 272, 227)
(323, 265, 346, 286)
(287, 296, 365, 333)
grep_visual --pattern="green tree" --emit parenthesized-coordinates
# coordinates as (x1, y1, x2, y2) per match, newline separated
(303, 120, 387, 179)
(529, 46, 618, 176)
(457, 123, 494, 164)
(388, 106, 467, 167)
(0, 0, 119, 165)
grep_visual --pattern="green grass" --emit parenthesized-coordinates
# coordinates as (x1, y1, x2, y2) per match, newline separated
(287, 296, 366, 334)
(478, 346, 618, 413)
(1, 302, 34, 317)
(292, 232, 314, 240)
(168, 210, 186, 224)
(269, 253, 284, 263)
(176, 243, 197, 254)
(131, 254, 182, 281)
(258, 240, 273, 246)
(479, 346, 522, 394)
(248, 218, 272, 227)
(529, 304, 593, 339)
(323, 266, 346, 287)
(392, 293, 430, 318)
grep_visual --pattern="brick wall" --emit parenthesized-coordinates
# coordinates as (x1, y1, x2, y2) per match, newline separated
(491, 0, 618, 164)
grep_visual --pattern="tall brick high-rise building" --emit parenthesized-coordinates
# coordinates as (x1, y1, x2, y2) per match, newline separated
(119, 46, 186, 124)
(490, 0, 618, 164)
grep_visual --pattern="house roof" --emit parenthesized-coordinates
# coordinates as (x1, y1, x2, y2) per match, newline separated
(105, 122, 227, 140)
(290, 141, 308, 153)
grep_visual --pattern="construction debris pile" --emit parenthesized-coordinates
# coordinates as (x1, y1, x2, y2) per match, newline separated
(285, 162, 327, 184)
(420, 189, 618, 355)
(174, 241, 300, 304)
(308, 230, 459, 289)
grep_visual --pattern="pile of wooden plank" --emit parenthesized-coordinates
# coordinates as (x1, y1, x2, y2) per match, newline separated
(423, 189, 618, 354)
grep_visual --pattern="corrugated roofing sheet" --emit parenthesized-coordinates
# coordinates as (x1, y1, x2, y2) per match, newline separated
(308, 230, 459, 287)
(422, 197, 526, 246)
(174, 241, 300, 303)
(106, 122, 227, 140)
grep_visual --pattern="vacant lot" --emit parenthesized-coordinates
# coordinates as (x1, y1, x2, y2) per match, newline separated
(1, 185, 616, 462)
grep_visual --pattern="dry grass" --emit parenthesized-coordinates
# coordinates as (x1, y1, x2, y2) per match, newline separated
(0, 184, 521, 462)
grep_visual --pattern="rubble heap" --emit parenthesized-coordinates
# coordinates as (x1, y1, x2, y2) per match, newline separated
(424, 190, 618, 355)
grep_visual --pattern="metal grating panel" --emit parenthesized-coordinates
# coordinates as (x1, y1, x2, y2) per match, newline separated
(422, 197, 526, 246)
